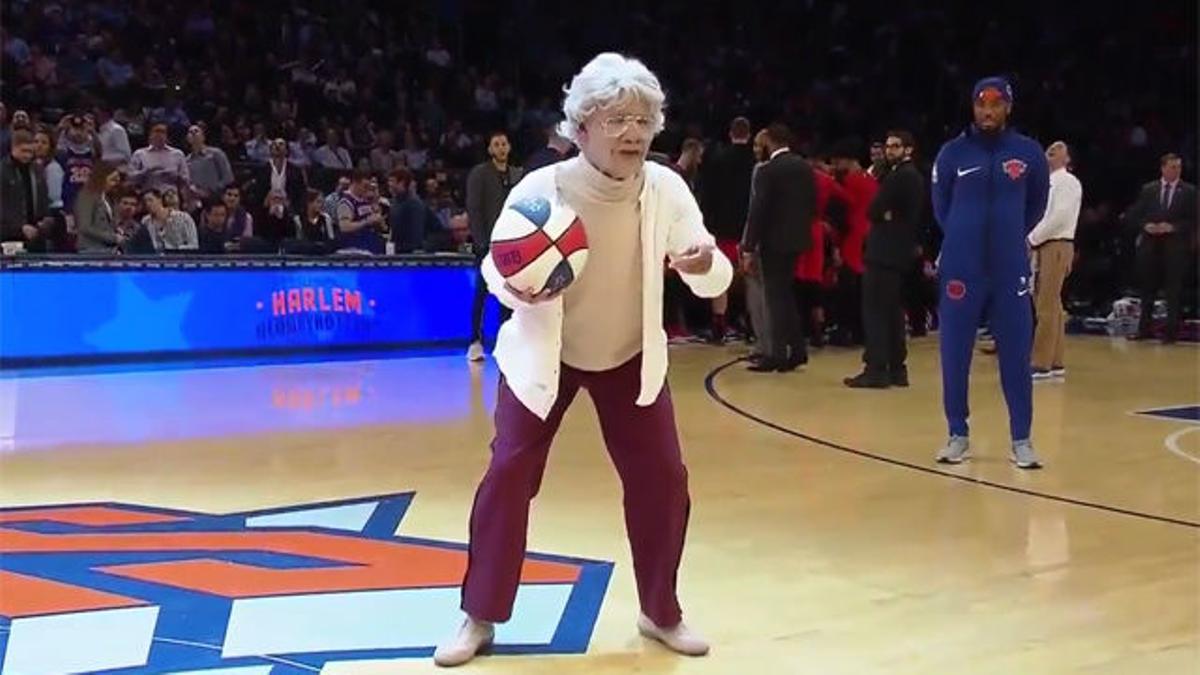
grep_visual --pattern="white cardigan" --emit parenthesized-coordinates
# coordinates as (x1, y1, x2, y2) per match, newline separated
(482, 158, 734, 420)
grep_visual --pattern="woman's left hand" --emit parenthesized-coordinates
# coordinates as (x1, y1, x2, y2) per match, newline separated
(669, 244, 714, 274)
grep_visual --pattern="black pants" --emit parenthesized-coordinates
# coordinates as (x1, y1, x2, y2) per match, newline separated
(903, 261, 935, 336)
(794, 280, 824, 343)
(862, 265, 907, 374)
(836, 269, 864, 344)
(471, 253, 512, 343)
(760, 251, 806, 362)
(1137, 236, 1189, 338)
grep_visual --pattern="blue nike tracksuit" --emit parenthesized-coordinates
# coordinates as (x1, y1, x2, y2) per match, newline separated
(931, 126, 1050, 441)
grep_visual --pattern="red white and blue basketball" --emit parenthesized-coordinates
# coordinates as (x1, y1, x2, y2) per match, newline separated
(490, 196, 588, 296)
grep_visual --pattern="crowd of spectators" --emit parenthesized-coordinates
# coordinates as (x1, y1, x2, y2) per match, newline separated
(0, 0, 1193, 318)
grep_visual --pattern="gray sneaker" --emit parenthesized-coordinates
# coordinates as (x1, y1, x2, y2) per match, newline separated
(935, 436, 970, 464)
(1011, 440, 1043, 469)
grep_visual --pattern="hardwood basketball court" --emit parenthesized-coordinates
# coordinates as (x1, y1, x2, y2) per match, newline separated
(1, 336, 1196, 673)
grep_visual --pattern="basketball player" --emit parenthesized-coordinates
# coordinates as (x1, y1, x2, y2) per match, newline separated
(702, 117, 755, 343)
(931, 77, 1049, 469)
(435, 52, 732, 667)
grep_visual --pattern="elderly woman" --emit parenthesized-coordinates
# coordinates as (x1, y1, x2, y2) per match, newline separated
(435, 53, 731, 667)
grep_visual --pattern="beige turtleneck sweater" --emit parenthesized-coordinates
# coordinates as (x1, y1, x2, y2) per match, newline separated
(556, 156, 644, 372)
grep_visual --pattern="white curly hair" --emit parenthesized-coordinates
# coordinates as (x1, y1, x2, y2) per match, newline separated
(556, 52, 666, 146)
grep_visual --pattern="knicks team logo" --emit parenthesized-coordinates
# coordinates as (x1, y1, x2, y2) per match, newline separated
(946, 279, 967, 301)
(1001, 159, 1027, 181)
(0, 494, 612, 674)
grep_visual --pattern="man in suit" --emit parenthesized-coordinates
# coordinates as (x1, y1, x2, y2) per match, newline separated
(253, 138, 309, 217)
(743, 130, 773, 361)
(845, 130, 926, 388)
(0, 129, 53, 252)
(742, 123, 816, 372)
(1126, 153, 1196, 344)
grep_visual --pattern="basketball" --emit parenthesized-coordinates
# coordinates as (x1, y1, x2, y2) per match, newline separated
(490, 195, 589, 296)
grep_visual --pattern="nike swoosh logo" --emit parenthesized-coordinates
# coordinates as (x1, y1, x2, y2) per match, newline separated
(1017, 288, 1031, 297)
(957, 166, 982, 177)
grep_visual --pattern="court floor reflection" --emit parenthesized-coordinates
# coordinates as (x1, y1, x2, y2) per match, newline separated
(0, 356, 499, 452)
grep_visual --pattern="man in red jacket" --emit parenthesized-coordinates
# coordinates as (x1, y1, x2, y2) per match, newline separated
(794, 154, 851, 347)
(829, 141, 878, 346)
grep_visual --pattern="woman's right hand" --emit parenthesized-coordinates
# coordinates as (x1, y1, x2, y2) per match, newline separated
(505, 283, 562, 305)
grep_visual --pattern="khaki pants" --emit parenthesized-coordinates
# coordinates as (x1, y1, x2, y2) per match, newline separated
(1031, 241, 1074, 370)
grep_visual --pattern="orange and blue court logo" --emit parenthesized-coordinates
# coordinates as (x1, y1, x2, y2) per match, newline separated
(0, 494, 612, 673)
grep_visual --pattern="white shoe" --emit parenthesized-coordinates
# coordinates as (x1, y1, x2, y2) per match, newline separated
(935, 436, 970, 464)
(433, 617, 494, 667)
(1011, 439, 1043, 470)
(637, 614, 710, 656)
(466, 341, 485, 362)
(1051, 366, 1066, 378)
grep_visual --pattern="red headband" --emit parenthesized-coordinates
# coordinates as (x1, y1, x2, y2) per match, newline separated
(977, 87, 1005, 103)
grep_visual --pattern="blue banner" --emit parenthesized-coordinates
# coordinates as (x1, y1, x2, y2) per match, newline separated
(0, 263, 493, 365)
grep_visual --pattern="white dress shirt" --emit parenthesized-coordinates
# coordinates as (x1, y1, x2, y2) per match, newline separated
(1028, 167, 1083, 246)
(1160, 179, 1180, 209)
(98, 120, 132, 165)
(130, 144, 190, 192)
(313, 145, 353, 170)
(270, 160, 289, 194)
(482, 160, 734, 420)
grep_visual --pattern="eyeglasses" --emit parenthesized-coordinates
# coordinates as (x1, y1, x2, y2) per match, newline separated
(598, 115, 655, 138)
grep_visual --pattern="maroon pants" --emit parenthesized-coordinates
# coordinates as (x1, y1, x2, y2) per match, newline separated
(462, 354, 690, 627)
